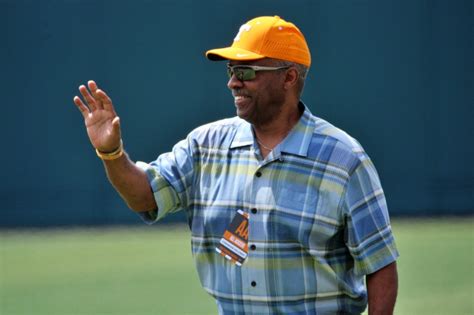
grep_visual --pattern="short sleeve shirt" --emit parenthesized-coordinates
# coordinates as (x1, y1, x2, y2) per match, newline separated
(136, 104, 399, 314)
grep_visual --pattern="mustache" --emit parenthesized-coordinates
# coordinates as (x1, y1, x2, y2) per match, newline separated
(232, 89, 250, 97)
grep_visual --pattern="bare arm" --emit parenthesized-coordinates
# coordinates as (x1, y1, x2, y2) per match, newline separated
(73, 80, 156, 212)
(101, 153, 156, 212)
(366, 261, 398, 315)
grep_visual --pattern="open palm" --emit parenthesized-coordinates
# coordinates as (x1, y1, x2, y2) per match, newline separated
(73, 80, 122, 152)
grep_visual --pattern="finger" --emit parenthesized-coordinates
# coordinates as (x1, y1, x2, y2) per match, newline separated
(88, 80, 104, 110)
(96, 89, 116, 114)
(79, 85, 99, 111)
(88, 80, 98, 93)
(73, 96, 91, 119)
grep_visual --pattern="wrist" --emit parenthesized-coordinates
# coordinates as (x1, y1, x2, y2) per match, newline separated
(96, 140, 124, 160)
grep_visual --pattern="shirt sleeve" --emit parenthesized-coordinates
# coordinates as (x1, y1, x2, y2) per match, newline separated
(135, 136, 196, 224)
(343, 155, 399, 276)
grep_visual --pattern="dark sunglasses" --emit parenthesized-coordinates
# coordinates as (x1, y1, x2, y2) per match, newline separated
(227, 64, 290, 81)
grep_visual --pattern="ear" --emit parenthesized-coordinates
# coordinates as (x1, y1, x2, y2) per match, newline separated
(283, 67, 299, 90)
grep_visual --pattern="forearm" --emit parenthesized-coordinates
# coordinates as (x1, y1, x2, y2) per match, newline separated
(102, 152, 157, 212)
(366, 262, 398, 315)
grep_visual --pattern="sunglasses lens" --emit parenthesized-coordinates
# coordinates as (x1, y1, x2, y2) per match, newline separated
(235, 68, 245, 80)
(227, 66, 258, 81)
(242, 68, 256, 80)
(229, 67, 256, 81)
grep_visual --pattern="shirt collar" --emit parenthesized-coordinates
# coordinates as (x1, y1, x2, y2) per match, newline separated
(229, 102, 316, 157)
(277, 102, 315, 157)
(229, 119, 253, 149)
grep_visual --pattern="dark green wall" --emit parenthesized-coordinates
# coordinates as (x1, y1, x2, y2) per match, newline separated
(1, 0, 472, 227)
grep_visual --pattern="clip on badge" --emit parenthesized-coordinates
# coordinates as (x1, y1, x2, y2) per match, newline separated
(216, 209, 249, 266)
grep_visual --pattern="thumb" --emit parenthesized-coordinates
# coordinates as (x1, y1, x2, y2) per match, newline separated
(112, 116, 121, 133)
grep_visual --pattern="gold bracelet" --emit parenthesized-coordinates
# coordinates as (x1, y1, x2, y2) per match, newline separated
(95, 140, 124, 160)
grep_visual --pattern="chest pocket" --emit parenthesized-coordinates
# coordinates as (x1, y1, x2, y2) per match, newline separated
(273, 185, 343, 248)
(270, 186, 319, 242)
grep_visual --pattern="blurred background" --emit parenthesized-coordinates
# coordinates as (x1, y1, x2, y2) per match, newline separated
(1, 0, 473, 314)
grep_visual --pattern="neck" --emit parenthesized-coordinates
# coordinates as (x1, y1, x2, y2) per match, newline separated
(253, 100, 302, 153)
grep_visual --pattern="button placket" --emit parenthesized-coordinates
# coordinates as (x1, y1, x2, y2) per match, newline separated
(243, 162, 268, 295)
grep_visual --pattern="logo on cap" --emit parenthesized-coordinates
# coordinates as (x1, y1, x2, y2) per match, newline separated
(234, 24, 252, 42)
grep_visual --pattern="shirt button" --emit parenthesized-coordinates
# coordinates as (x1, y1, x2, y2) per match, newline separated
(251, 208, 257, 214)
(255, 171, 262, 177)
(251, 281, 257, 287)
(250, 244, 256, 250)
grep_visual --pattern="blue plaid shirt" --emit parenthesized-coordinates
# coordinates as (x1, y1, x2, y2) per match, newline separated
(136, 103, 399, 314)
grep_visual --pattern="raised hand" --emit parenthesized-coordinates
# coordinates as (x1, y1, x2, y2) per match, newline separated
(73, 80, 121, 153)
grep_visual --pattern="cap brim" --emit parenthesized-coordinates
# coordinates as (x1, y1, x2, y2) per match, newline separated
(206, 47, 265, 62)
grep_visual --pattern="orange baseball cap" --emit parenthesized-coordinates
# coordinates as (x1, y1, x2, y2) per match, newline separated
(206, 16, 311, 67)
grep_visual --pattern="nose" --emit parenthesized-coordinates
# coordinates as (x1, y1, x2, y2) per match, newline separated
(227, 74, 244, 90)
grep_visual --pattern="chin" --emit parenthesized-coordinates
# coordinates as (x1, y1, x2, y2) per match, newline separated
(236, 110, 252, 123)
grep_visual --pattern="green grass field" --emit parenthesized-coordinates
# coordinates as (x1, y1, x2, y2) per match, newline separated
(1, 218, 473, 315)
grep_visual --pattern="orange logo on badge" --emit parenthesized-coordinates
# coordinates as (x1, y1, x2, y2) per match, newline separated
(235, 220, 248, 240)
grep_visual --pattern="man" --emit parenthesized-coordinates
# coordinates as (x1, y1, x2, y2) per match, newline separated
(74, 16, 398, 315)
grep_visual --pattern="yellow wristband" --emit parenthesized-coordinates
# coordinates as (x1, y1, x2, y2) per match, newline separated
(96, 140, 124, 160)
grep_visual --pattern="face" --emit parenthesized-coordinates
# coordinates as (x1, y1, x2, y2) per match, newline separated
(227, 59, 288, 126)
